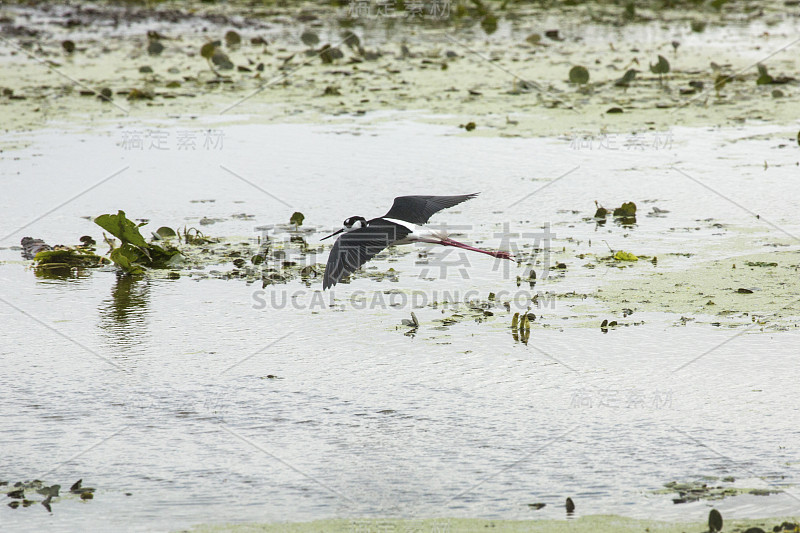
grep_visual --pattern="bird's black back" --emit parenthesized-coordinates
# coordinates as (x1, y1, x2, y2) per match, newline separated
(322, 219, 411, 289)
(383, 193, 478, 225)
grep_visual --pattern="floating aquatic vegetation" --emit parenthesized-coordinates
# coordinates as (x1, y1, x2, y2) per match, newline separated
(593, 201, 608, 219)
(649, 55, 670, 85)
(147, 39, 164, 56)
(511, 311, 533, 343)
(33, 248, 108, 269)
(24, 235, 108, 276)
(300, 30, 319, 48)
(341, 30, 360, 50)
(289, 212, 305, 229)
(613, 251, 638, 262)
(568, 66, 590, 85)
(127, 88, 154, 101)
(200, 40, 233, 73)
(224, 30, 241, 48)
(401, 311, 419, 328)
(613, 201, 637, 218)
(709, 509, 723, 532)
(614, 69, 638, 90)
(4, 478, 96, 511)
(480, 13, 498, 35)
(658, 479, 783, 504)
(95, 211, 182, 275)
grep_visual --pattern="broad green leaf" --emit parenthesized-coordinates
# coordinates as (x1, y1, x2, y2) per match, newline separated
(95, 211, 148, 248)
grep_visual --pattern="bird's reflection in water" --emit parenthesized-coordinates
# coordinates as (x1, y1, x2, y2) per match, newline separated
(99, 272, 150, 356)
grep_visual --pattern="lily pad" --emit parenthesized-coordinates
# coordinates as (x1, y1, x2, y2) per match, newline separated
(650, 55, 670, 75)
(200, 42, 216, 59)
(301, 30, 319, 47)
(224, 30, 241, 48)
(147, 40, 164, 56)
(569, 65, 589, 84)
(211, 49, 234, 70)
(709, 509, 723, 532)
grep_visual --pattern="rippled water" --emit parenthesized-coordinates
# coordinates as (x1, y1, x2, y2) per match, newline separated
(1, 118, 799, 532)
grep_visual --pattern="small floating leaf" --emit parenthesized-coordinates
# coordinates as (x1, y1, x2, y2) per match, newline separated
(525, 34, 541, 45)
(211, 49, 234, 70)
(708, 509, 723, 532)
(155, 227, 176, 239)
(342, 30, 360, 49)
(650, 55, 670, 75)
(756, 63, 773, 85)
(480, 13, 498, 35)
(200, 42, 216, 59)
(614, 69, 637, 87)
(289, 212, 305, 227)
(224, 30, 241, 48)
(62, 40, 75, 54)
(614, 251, 638, 261)
(300, 30, 319, 47)
(147, 40, 164, 56)
(568, 65, 590, 84)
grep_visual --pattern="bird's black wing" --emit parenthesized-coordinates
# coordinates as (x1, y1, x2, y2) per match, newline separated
(323, 222, 410, 289)
(383, 193, 479, 225)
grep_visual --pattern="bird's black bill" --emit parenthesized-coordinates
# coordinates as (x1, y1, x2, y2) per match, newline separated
(321, 228, 344, 241)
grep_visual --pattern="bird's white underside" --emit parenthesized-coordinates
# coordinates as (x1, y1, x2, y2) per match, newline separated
(384, 218, 448, 244)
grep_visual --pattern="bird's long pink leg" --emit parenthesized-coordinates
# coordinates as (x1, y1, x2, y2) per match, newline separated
(436, 238, 514, 260)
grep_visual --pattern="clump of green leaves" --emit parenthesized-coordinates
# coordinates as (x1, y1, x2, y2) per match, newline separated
(95, 211, 181, 274)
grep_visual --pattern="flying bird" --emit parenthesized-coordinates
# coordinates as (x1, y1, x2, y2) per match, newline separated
(321, 194, 513, 290)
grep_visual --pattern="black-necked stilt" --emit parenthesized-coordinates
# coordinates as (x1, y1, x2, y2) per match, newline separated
(321, 193, 513, 289)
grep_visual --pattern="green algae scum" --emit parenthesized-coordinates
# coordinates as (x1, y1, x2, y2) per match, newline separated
(1, 0, 799, 531)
